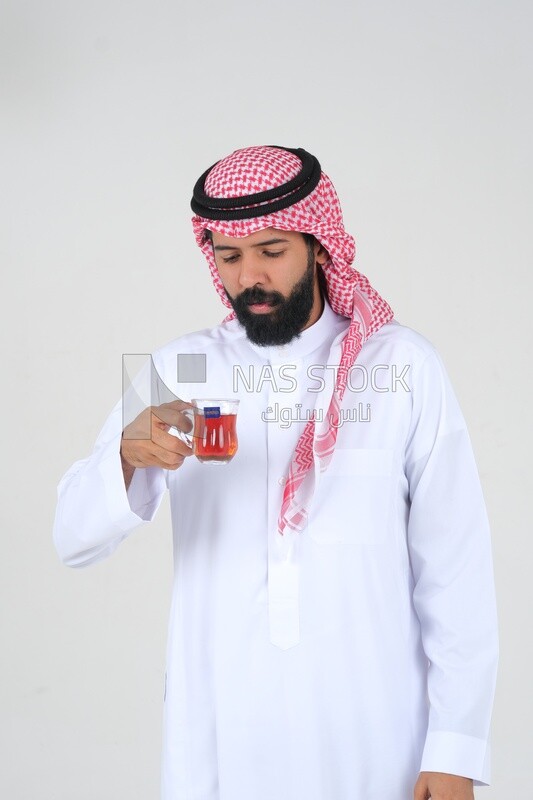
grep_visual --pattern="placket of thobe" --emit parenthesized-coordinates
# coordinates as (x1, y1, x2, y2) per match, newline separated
(266, 355, 309, 651)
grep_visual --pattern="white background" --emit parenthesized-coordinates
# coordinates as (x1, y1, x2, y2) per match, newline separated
(1, 1, 531, 796)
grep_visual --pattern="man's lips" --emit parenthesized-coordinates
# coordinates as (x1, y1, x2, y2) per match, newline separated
(247, 301, 277, 313)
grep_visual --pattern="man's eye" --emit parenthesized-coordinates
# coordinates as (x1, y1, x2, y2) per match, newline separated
(263, 250, 284, 258)
(221, 254, 240, 264)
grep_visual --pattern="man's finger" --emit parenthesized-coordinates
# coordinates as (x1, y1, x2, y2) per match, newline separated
(150, 446, 186, 469)
(153, 427, 194, 456)
(152, 405, 194, 432)
(130, 442, 188, 469)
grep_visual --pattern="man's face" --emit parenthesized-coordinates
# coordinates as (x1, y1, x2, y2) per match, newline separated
(211, 228, 326, 346)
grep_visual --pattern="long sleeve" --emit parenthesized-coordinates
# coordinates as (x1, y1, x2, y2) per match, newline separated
(53, 399, 167, 568)
(405, 349, 498, 785)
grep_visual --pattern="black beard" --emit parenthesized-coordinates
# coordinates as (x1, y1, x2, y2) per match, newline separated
(224, 247, 318, 346)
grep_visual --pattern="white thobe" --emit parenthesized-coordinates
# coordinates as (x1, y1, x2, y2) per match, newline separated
(54, 301, 498, 800)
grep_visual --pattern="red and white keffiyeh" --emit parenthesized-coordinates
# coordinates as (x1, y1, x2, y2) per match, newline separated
(191, 146, 393, 535)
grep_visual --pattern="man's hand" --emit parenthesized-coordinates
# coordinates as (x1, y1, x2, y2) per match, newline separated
(120, 400, 194, 488)
(414, 772, 474, 800)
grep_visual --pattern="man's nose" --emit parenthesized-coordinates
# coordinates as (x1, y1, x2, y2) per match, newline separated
(237, 253, 268, 289)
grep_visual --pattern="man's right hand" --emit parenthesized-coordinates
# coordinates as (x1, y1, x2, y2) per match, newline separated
(120, 400, 194, 488)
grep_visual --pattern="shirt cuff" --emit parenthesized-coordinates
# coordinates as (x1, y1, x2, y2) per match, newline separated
(97, 434, 166, 527)
(126, 462, 167, 520)
(420, 731, 491, 786)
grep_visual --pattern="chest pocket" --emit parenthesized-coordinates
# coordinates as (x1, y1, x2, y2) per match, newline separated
(307, 448, 394, 545)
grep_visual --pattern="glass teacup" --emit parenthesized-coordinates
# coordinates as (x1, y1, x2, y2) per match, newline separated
(183, 399, 239, 464)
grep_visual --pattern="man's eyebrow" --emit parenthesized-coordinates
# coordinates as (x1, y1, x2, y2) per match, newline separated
(213, 237, 290, 251)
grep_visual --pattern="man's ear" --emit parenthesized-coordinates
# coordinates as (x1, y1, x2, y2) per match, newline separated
(315, 242, 329, 265)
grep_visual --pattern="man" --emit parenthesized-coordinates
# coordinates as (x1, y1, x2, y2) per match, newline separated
(54, 146, 498, 800)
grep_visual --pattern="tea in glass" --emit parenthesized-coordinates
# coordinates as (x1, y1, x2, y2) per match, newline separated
(191, 399, 239, 464)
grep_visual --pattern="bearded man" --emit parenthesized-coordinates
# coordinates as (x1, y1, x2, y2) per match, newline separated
(54, 146, 498, 800)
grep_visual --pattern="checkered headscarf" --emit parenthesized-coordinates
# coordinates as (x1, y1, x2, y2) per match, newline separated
(191, 146, 393, 535)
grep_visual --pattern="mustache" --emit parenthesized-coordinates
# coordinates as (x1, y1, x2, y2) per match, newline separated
(236, 287, 285, 306)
